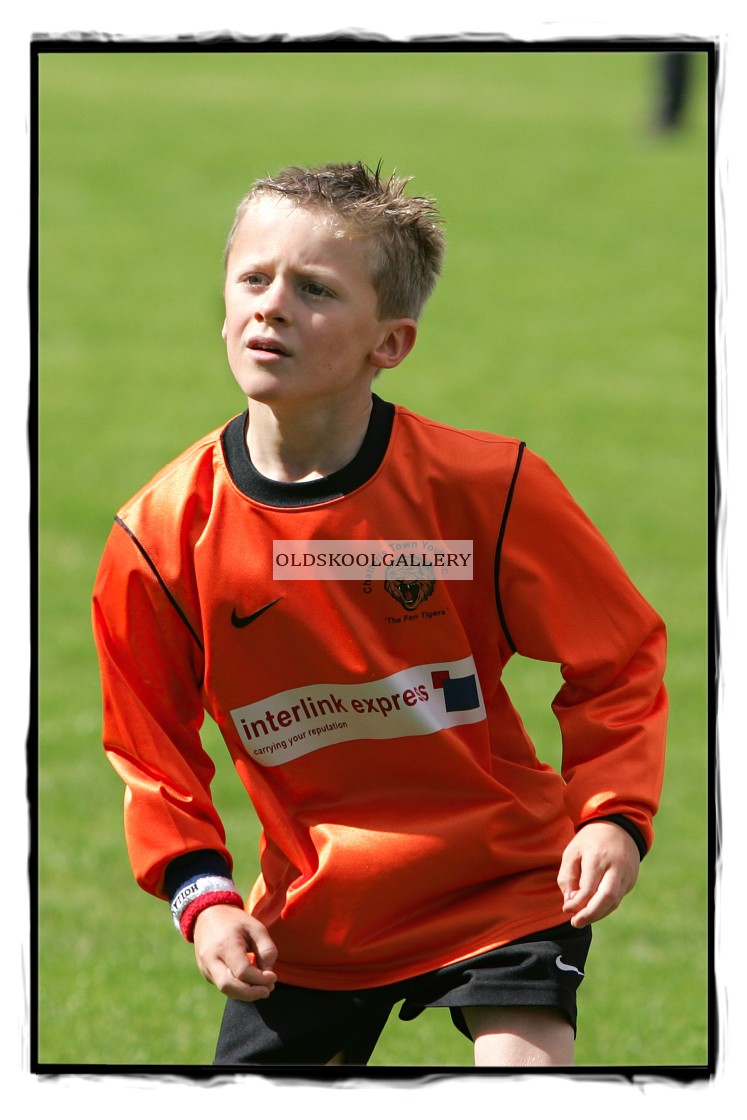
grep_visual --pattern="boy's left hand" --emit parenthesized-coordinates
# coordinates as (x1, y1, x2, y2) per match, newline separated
(557, 821, 641, 928)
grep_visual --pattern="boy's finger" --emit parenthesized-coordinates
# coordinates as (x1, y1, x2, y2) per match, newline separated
(561, 859, 606, 913)
(211, 961, 276, 1002)
(248, 926, 279, 971)
(222, 944, 277, 985)
(568, 871, 623, 926)
(561, 889, 583, 914)
(556, 854, 581, 900)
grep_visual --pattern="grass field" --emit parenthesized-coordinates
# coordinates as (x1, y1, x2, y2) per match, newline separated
(35, 43, 712, 1072)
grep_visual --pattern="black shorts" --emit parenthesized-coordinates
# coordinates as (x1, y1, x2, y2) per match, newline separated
(213, 921, 592, 1066)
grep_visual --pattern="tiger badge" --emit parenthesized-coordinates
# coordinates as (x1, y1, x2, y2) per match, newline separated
(384, 578, 436, 612)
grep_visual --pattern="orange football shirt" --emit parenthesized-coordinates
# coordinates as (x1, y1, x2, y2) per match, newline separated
(92, 396, 667, 989)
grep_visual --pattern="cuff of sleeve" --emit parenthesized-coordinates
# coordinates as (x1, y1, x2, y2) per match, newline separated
(163, 850, 232, 899)
(576, 814, 648, 860)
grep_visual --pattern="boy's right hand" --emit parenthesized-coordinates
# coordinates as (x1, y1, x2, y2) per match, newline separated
(192, 904, 278, 1002)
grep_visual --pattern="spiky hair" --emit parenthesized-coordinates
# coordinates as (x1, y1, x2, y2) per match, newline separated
(224, 161, 446, 320)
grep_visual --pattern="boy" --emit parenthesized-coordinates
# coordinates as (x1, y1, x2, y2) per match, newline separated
(92, 162, 667, 1067)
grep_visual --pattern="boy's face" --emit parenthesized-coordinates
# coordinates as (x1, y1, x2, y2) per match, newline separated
(222, 196, 415, 409)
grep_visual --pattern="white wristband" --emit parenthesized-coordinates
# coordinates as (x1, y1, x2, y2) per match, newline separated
(170, 874, 239, 930)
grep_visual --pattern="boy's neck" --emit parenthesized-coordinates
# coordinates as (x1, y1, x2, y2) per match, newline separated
(245, 390, 375, 483)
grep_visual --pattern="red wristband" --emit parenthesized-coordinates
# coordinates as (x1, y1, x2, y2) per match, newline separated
(180, 890, 245, 942)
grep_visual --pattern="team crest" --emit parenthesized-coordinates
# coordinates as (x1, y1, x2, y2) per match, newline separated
(384, 578, 435, 612)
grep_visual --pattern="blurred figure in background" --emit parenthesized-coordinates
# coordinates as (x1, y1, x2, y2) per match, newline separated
(653, 51, 693, 131)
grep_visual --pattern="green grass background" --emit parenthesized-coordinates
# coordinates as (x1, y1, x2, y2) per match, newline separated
(37, 45, 711, 1070)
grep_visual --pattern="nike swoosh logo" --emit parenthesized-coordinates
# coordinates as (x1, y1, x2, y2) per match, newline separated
(555, 955, 584, 977)
(231, 598, 282, 628)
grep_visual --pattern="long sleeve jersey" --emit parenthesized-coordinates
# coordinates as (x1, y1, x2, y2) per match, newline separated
(92, 395, 667, 989)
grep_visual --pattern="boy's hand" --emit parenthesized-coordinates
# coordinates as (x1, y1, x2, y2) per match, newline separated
(192, 905, 278, 1001)
(557, 822, 641, 928)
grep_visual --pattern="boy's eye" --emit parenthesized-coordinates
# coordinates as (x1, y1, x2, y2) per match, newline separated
(304, 281, 333, 299)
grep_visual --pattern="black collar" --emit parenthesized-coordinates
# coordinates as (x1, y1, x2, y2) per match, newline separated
(221, 394, 395, 508)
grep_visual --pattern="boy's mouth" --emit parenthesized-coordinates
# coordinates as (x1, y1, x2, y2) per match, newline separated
(248, 335, 291, 357)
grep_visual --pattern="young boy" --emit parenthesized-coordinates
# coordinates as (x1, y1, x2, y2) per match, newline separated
(92, 162, 667, 1068)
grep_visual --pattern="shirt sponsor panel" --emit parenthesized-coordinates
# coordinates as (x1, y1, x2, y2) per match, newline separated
(231, 656, 486, 766)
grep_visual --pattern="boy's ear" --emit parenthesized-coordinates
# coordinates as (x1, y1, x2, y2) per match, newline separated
(221, 319, 228, 342)
(370, 319, 418, 371)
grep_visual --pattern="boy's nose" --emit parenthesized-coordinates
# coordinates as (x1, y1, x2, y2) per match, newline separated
(255, 280, 290, 324)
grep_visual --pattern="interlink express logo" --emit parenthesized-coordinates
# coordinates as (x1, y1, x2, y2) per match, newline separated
(231, 656, 486, 767)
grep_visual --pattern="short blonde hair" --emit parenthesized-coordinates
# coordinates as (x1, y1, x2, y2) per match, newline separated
(224, 162, 446, 321)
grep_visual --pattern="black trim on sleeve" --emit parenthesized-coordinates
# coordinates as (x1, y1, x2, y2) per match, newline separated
(164, 849, 233, 901)
(494, 440, 526, 653)
(221, 393, 395, 507)
(576, 815, 648, 860)
(114, 516, 204, 652)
